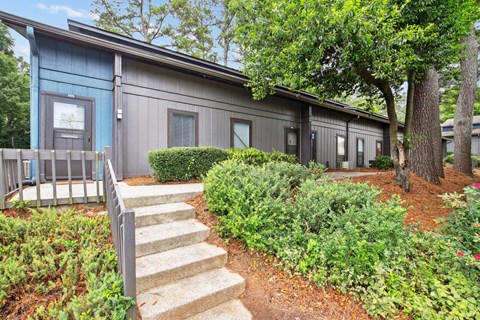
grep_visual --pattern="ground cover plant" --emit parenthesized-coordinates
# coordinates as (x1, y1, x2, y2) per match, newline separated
(0, 207, 134, 319)
(204, 160, 480, 319)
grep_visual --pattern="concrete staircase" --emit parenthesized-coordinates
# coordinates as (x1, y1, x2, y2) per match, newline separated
(123, 184, 252, 320)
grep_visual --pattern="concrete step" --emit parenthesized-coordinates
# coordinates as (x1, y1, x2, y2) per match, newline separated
(187, 300, 252, 320)
(134, 202, 196, 228)
(137, 268, 246, 320)
(135, 219, 210, 258)
(122, 184, 203, 208)
(136, 243, 227, 293)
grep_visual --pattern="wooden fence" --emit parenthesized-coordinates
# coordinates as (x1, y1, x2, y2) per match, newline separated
(0, 148, 104, 209)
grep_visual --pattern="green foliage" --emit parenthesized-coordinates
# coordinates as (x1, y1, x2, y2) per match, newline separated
(227, 148, 298, 165)
(91, 0, 237, 65)
(441, 186, 480, 255)
(148, 146, 229, 182)
(443, 153, 480, 167)
(0, 209, 134, 318)
(205, 162, 480, 318)
(372, 156, 394, 169)
(0, 22, 30, 149)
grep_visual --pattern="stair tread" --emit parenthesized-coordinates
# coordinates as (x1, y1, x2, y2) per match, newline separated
(138, 268, 245, 320)
(187, 300, 252, 320)
(134, 202, 195, 217)
(136, 219, 209, 245)
(136, 242, 226, 278)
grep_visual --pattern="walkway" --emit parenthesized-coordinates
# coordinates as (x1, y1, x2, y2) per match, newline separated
(323, 171, 387, 180)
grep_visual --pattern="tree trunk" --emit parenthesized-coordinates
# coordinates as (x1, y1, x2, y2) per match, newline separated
(453, 30, 478, 177)
(383, 84, 411, 191)
(411, 68, 442, 185)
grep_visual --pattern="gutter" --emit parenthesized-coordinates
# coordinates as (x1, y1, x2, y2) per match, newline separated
(26, 25, 39, 181)
(345, 115, 360, 162)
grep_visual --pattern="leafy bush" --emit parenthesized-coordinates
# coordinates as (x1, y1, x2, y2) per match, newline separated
(148, 147, 229, 182)
(443, 153, 480, 167)
(227, 148, 298, 165)
(205, 162, 480, 319)
(372, 155, 394, 169)
(441, 185, 480, 257)
(0, 209, 134, 319)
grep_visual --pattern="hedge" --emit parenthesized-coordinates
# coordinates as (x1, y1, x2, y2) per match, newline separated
(227, 148, 298, 165)
(148, 147, 229, 182)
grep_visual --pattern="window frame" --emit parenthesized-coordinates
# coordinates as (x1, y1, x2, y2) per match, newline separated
(357, 138, 365, 167)
(167, 109, 199, 148)
(230, 118, 252, 149)
(336, 134, 346, 168)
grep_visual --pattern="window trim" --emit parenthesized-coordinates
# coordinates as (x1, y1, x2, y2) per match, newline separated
(376, 140, 383, 157)
(357, 138, 365, 167)
(230, 118, 252, 149)
(167, 109, 199, 148)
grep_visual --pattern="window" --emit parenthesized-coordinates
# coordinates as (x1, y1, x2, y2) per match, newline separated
(357, 138, 364, 167)
(376, 141, 383, 157)
(168, 110, 198, 147)
(336, 135, 346, 168)
(231, 119, 252, 149)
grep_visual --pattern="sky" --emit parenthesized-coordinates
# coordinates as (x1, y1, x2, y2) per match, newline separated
(1, 1, 96, 61)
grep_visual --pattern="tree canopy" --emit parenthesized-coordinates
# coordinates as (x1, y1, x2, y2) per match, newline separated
(232, 0, 479, 190)
(0, 22, 30, 149)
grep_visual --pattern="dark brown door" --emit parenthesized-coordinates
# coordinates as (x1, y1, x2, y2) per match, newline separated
(43, 94, 93, 180)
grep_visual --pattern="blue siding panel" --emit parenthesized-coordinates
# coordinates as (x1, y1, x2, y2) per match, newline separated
(37, 36, 113, 155)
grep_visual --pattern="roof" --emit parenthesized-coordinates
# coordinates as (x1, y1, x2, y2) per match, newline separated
(441, 116, 480, 137)
(0, 10, 398, 126)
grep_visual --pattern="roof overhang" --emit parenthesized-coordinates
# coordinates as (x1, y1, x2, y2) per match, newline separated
(1, 10, 397, 126)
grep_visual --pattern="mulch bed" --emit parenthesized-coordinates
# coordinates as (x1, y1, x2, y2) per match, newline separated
(123, 175, 200, 186)
(350, 167, 478, 230)
(187, 196, 372, 320)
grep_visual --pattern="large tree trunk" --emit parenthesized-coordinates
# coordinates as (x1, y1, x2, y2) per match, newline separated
(383, 84, 411, 191)
(453, 30, 478, 177)
(411, 68, 442, 185)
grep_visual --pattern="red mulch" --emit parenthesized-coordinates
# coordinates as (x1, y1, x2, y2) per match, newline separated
(350, 167, 478, 230)
(123, 175, 201, 186)
(186, 196, 372, 320)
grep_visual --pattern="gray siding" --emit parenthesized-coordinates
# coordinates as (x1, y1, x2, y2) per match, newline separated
(122, 59, 301, 177)
(311, 108, 385, 168)
(446, 136, 480, 155)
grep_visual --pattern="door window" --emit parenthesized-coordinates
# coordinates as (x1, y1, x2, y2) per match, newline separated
(53, 102, 85, 130)
(357, 138, 364, 167)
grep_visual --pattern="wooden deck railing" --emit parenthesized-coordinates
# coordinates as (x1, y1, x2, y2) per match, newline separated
(0, 148, 104, 209)
(104, 147, 136, 319)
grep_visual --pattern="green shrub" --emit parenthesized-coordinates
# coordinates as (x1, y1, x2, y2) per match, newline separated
(0, 209, 134, 318)
(372, 155, 394, 169)
(148, 147, 229, 182)
(204, 162, 480, 319)
(227, 148, 298, 165)
(443, 153, 480, 167)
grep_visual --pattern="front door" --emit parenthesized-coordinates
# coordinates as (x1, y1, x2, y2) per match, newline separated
(286, 128, 299, 157)
(43, 93, 93, 180)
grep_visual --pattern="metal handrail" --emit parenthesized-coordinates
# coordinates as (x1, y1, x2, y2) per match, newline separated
(104, 147, 136, 319)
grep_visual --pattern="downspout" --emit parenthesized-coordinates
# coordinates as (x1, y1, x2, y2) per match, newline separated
(27, 26, 39, 180)
(345, 115, 360, 162)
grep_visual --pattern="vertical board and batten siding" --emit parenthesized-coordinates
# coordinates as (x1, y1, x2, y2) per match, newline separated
(121, 59, 301, 177)
(311, 107, 385, 168)
(36, 36, 113, 153)
(445, 136, 480, 155)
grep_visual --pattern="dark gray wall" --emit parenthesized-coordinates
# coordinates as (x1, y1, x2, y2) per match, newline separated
(121, 59, 301, 177)
(446, 136, 480, 155)
(311, 108, 385, 168)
